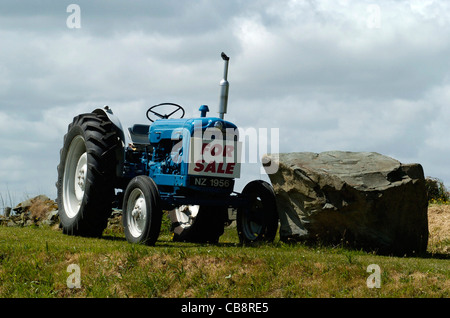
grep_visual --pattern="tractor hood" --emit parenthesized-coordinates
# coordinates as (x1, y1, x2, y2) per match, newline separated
(149, 117, 238, 144)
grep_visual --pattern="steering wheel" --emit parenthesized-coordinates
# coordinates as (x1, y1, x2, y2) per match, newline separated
(146, 103, 185, 122)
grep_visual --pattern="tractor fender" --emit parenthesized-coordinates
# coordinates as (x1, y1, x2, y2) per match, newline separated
(92, 106, 126, 179)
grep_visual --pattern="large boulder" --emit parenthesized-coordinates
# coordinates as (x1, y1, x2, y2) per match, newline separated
(264, 151, 429, 256)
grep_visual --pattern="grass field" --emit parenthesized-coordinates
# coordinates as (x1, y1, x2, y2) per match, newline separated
(0, 205, 448, 298)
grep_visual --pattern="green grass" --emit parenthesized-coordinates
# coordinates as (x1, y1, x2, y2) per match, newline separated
(0, 222, 448, 298)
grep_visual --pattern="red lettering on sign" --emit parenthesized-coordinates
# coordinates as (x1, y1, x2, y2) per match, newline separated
(193, 160, 205, 172)
(217, 162, 225, 173)
(201, 143, 209, 154)
(225, 163, 236, 174)
(193, 161, 236, 175)
(201, 142, 235, 157)
(224, 145, 234, 157)
(204, 162, 216, 173)
(210, 144, 221, 156)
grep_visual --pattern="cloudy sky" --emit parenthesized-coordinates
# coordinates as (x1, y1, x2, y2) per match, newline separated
(1, 0, 450, 208)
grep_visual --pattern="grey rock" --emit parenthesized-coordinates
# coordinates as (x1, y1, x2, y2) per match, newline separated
(4, 207, 11, 217)
(263, 151, 429, 255)
(41, 210, 60, 226)
(13, 195, 52, 214)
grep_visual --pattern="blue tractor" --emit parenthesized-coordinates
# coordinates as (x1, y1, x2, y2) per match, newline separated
(56, 53, 278, 245)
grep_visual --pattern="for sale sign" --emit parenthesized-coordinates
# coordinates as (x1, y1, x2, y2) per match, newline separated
(188, 138, 241, 178)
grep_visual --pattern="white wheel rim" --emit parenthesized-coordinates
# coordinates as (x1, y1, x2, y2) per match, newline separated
(62, 135, 87, 219)
(75, 153, 87, 202)
(127, 188, 147, 238)
(174, 205, 200, 229)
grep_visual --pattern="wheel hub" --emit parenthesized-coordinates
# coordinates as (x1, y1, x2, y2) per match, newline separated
(127, 189, 147, 238)
(242, 197, 264, 240)
(74, 153, 87, 202)
(131, 198, 146, 222)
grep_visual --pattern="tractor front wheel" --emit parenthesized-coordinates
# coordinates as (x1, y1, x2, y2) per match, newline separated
(237, 180, 279, 244)
(122, 176, 162, 245)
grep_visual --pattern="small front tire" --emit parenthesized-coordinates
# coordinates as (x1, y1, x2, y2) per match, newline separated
(122, 176, 162, 245)
(237, 180, 279, 244)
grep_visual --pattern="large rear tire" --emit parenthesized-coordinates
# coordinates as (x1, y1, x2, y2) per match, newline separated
(122, 176, 162, 245)
(237, 180, 279, 244)
(57, 113, 121, 237)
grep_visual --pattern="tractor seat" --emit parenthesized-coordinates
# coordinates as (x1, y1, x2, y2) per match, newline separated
(128, 124, 150, 145)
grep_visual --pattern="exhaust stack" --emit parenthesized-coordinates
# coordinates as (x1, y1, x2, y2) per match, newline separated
(218, 52, 230, 120)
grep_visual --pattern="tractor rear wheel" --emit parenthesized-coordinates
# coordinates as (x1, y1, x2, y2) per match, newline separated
(57, 112, 120, 237)
(169, 205, 226, 243)
(237, 180, 279, 244)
